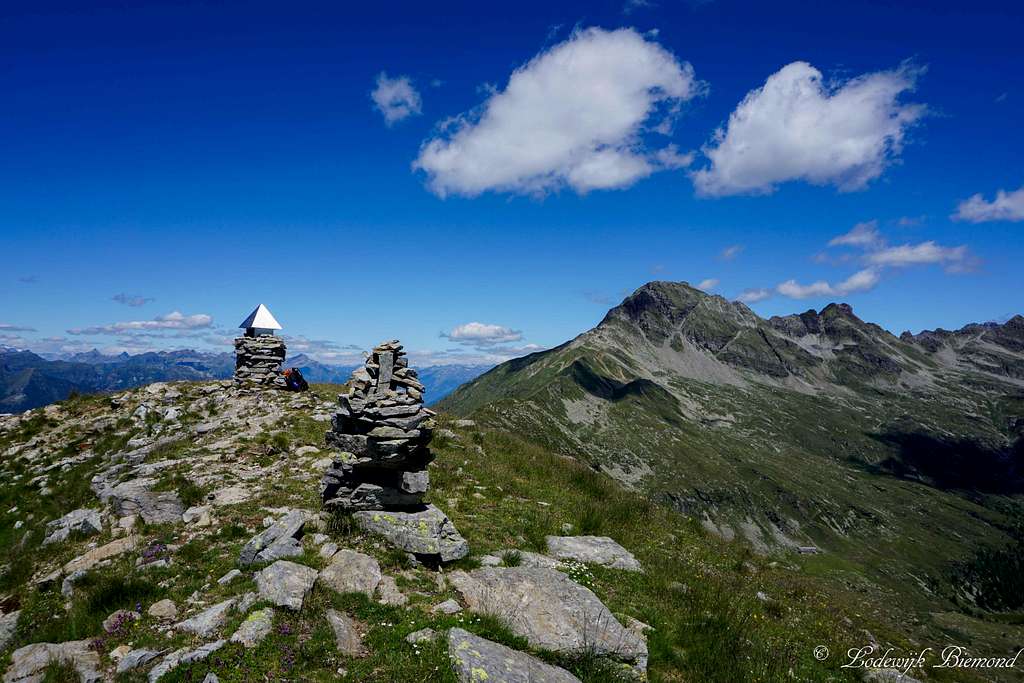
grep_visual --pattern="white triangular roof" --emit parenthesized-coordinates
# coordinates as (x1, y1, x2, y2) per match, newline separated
(239, 304, 282, 330)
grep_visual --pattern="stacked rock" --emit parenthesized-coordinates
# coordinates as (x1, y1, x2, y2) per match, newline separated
(322, 340, 468, 561)
(323, 340, 433, 509)
(233, 335, 287, 387)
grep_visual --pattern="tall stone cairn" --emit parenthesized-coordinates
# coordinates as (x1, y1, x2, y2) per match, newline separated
(323, 340, 433, 509)
(322, 340, 468, 561)
(233, 335, 287, 387)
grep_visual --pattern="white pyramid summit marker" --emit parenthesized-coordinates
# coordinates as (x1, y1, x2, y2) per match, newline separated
(239, 304, 282, 331)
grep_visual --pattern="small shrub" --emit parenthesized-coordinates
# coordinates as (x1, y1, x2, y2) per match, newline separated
(501, 550, 522, 567)
(326, 511, 357, 538)
(270, 431, 290, 452)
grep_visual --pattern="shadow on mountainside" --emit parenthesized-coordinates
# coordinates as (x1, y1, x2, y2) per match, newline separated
(865, 429, 1024, 494)
(567, 360, 685, 426)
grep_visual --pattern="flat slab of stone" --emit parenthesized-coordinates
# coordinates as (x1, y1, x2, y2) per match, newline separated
(353, 504, 468, 561)
(318, 550, 381, 597)
(63, 536, 137, 575)
(3, 639, 102, 683)
(174, 598, 236, 638)
(545, 536, 642, 571)
(239, 509, 305, 566)
(326, 609, 366, 657)
(210, 485, 252, 506)
(116, 648, 163, 674)
(512, 551, 562, 569)
(256, 560, 317, 610)
(448, 567, 646, 665)
(448, 628, 582, 683)
(230, 608, 274, 648)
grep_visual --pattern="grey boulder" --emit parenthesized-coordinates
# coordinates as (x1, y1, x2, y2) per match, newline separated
(353, 504, 468, 561)
(448, 567, 646, 668)
(174, 598, 236, 638)
(405, 628, 437, 644)
(318, 550, 381, 597)
(376, 575, 407, 606)
(101, 478, 184, 525)
(256, 560, 317, 610)
(448, 628, 581, 683)
(545, 536, 642, 571)
(43, 509, 102, 545)
(116, 648, 162, 674)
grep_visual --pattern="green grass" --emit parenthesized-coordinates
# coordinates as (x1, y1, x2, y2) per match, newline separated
(2, 379, 1012, 682)
(427, 422, 867, 682)
(17, 570, 160, 646)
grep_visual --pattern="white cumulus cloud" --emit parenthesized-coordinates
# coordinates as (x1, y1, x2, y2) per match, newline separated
(696, 278, 719, 291)
(692, 61, 925, 196)
(371, 72, 423, 126)
(442, 322, 523, 346)
(737, 288, 772, 303)
(828, 220, 883, 248)
(775, 268, 881, 299)
(413, 27, 706, 197)
(953, 185, 1024, 223)
(865, 241, 971, 271)
(68, 311, 214, 336)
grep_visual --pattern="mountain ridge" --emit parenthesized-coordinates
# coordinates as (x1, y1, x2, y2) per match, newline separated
(439, 280, 1024, 653)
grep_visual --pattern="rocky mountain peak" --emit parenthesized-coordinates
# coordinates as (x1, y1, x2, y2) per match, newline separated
(598, 281, 754, 348)
(611, 281, 706, 321)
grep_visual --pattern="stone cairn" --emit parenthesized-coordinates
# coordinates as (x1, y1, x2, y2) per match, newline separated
(233, 334, 287, 387)
(322, 340, 468, 561)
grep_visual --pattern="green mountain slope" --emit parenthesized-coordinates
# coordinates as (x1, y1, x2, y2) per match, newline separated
(440, 281, 1024, 656)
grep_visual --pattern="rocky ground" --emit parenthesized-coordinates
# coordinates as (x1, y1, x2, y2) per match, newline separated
(0, 382, 698, 683)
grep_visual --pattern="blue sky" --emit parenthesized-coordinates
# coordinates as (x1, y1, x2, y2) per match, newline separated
(2, 0, 1022, 365)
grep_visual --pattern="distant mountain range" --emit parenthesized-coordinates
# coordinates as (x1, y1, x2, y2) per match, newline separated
(0, 348, 490, 413)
